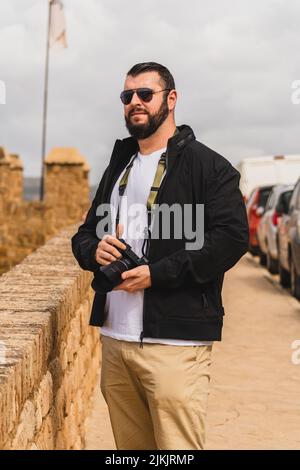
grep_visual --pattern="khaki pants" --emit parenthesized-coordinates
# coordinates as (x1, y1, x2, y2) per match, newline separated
(100, 334, 212, 450)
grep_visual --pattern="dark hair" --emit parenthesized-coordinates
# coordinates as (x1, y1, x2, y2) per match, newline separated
(126, 62, 175, 91)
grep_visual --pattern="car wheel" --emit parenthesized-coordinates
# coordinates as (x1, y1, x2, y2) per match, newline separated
(290, 257, 300, 300)
(266, 251, 278, 275)
(279, 262, 291, 287)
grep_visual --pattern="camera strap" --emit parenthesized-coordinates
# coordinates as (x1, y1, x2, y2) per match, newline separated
(115, 127, 179, 256)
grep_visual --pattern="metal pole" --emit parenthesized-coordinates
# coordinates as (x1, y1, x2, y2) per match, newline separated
(40, 1, 51, 201)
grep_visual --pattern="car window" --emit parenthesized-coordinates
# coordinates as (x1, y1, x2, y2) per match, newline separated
(258, 188, 273, 208)
(277, 190, 293, 215)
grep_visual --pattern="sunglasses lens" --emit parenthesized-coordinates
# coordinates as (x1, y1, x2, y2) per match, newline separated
(120, 88, 154, 104)
(137, 88, 153, 102)
(120, 90, 133, 105)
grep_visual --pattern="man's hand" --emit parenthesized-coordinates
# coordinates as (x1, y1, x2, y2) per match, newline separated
(113, 265, 152, 293)
(95, 233, 126, 266)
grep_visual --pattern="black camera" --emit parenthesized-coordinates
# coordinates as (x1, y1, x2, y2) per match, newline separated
(98, 238, 149, 291)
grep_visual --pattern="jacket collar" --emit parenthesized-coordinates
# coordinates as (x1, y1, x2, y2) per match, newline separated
(166, 124, 196, 157)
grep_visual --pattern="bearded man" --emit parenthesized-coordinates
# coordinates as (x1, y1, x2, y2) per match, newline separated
(71, 62, 249, 450)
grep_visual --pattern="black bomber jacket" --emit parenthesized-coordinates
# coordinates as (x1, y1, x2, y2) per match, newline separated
(71, 124, 249, 344)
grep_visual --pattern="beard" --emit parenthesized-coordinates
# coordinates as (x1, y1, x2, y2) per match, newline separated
(125, 96, 169, 140)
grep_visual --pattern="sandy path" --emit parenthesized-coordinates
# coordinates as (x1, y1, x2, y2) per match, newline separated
(85, 254, 300, 450)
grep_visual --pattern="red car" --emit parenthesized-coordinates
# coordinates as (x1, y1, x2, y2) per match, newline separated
(246, 185, 274, 256)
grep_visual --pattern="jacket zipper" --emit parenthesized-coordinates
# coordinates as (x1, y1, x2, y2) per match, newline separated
(140, 151, 169, 348)
(202, 293, 209, 308)
(140, 285, 148, 348)
(139, 329, 144, 349)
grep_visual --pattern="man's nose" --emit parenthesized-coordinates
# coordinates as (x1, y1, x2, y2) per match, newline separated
(130, 91, 143, 106)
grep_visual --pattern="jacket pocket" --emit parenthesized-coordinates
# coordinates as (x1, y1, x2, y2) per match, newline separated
(156, 286, 221, 322)
(200, 292, 224, 319)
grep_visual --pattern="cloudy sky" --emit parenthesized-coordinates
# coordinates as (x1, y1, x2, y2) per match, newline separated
(0, 0, 300, 185)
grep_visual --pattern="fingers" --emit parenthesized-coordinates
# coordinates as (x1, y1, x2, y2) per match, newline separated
(101, 240, 123, 259)
(96, 250, 118, 265)
(121, 268, 138, 280)
(95, 235, 126, 266)
(103, 234, 126, 251)
(98, 259, 110, 266)
(113, 280, 141, 292)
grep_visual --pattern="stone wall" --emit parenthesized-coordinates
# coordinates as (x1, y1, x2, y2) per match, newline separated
(0, 225, 101, 450)
(0, 146, 91, 275)
(44, 148, 91, 232)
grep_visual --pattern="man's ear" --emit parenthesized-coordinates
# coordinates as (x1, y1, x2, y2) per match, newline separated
(168, 89, 177, 111)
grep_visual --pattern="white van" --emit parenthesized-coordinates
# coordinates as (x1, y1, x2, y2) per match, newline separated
(236, 155, 300, 199)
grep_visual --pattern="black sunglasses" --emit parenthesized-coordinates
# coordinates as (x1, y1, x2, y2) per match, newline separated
(120, 87, 171, 105)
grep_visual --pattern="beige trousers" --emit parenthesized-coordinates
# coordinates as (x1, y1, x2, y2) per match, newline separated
(100, 334, 212, 450)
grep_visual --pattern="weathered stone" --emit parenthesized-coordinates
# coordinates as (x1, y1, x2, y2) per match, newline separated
(36, 372, 53, 419)
(0, 224, 100, 449)
(36, 413, 54, 450)
(29, 443, 39, 450)
(11, 400, 36, 449)
(0, 145, 90, 275)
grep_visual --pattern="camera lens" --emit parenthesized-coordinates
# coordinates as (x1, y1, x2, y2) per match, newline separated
(100, 257, 134, 286)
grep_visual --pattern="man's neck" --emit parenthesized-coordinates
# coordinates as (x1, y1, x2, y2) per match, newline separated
(138, 122, 177, 155)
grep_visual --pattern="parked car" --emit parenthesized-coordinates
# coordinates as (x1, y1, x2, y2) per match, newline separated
(277, 188, 295, 287)
(246, 185, 274, 256)
(278, 178, 300, 299)
(257, 185, 294, 273)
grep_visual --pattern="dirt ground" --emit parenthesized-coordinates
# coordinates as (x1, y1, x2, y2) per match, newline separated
(84, 253, 300, 450)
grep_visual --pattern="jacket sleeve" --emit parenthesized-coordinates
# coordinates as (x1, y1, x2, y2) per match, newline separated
(148, 160, 249, 288)
(71, 167, 109, 272)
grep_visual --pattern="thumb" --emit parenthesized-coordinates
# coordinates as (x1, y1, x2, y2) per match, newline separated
(122, 268, 138, 280)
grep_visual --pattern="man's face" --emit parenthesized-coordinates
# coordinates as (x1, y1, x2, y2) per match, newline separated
(123, 71, 171, 140)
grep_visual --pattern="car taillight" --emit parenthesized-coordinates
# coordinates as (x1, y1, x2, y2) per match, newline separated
(272, 211, 278, 226)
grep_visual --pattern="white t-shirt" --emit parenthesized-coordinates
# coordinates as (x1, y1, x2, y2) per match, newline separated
(100, 146, 213, 346)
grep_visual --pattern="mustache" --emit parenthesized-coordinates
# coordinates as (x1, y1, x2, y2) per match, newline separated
(129, 108, 149, 117)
